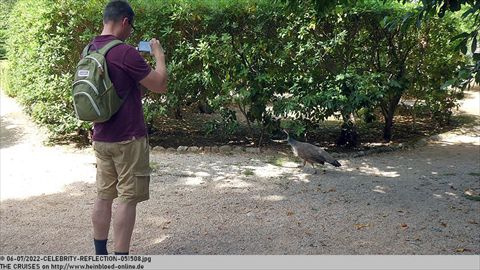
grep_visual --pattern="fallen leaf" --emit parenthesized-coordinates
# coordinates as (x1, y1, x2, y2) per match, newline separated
(440, 222, 447, 227)
(287, 211, 295, 216)
(455, 248, 471, 253)
(463, 189, 480, 201)
(464, 189, 479, 196)
(400, 223, 409, 229)
(323, 188, 337, 193)
(354, 224, 370, 230)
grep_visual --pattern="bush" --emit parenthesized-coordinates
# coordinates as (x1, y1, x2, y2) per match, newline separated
(3, 0, 469, 144)
(0, 0, 16, 60)
(5, 0, 106, 135)
(0, 61, 9, 91)
(5, 0, 280, 139)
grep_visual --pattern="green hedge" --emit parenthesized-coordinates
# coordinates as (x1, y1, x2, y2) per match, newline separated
(0, 0, 16, 60)
(4, 0, 281, 136)
(5, 0, 106, 134)
(4, 0, 467, 143)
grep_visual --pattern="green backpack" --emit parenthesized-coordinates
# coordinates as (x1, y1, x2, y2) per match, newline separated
(72, 39, 124, 123)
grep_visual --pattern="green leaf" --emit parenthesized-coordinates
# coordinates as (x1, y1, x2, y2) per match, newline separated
(455, 39, 469, 54)
(416, 11, 423, 28)
(461, 7, 476, 19)
(461, 41, 468, 54)
(452, 32, 469, 41)
(473, 53, 480, 62)
(390, 80, 402, 89)
(472, 35, 477, 54)
(459, 70, 470, 80)
(440, 80, 454, 90)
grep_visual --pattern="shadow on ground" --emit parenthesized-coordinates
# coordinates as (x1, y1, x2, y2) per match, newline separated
(1, 141, 479, 255)
(0, 116, 25, 149)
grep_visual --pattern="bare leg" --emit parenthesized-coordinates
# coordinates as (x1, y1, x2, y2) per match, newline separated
(113, 201, 137, 253)
(92, 198, 113, 240)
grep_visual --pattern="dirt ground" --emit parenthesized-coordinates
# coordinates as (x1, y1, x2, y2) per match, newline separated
(0, 88, 479, 255)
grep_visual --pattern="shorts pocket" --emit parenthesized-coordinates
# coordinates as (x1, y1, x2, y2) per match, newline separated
(134, 171, 150, 199)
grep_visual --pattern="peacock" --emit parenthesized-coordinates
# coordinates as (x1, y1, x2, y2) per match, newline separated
(283, 130, 341, 174)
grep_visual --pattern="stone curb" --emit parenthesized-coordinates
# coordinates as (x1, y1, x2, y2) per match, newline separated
(152, 145, 262, 154)
(150, 135, 438, 158)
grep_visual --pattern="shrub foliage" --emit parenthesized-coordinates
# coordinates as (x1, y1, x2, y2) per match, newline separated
(4, 0, 469, 145)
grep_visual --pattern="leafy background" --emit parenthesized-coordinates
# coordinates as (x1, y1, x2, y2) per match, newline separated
(0, 0, 475, 147)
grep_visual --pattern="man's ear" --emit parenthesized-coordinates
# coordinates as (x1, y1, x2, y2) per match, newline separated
(121, 17, 129, 27)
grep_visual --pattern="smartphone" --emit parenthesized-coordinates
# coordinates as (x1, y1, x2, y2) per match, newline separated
(138, 41, 151, 53)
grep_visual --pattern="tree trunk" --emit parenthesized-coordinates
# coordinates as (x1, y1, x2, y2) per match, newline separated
(257, 125, 265, 148)
(411, 99, 418, 128)
(198, 100, 213, 114)
(336, 113, 358, 148)
(381, 74, 404, 141)
(174, 106, 182, 119)
(236, 101, 254, 140)
(383, 111, 394, 141)
(382, 98, 399, 142)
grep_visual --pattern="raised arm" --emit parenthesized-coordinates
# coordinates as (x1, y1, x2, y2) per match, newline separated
(139, 38, 168, 93)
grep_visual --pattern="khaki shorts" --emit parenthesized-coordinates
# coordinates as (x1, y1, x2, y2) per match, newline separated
(93, 136, 150, 203)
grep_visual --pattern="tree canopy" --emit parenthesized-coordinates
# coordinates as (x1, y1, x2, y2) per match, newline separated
(2, 0, 474, 147)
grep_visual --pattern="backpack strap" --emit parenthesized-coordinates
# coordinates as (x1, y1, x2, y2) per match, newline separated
(98, 39, 124, 56)
(98, 39, 131, 101)
(81, 43, 92, 58)
(81, 39, 123, 57)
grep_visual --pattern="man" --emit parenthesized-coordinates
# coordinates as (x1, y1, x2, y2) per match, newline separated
(89, 0, 167, 255)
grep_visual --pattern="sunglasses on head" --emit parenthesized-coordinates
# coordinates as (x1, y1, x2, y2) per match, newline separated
(127, 18, 136, 32)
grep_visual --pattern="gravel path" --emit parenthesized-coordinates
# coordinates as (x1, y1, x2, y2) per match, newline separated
(0, 89, 479, 255)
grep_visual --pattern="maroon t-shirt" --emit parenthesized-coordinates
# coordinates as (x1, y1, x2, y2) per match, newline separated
(90, 35, 151, 142)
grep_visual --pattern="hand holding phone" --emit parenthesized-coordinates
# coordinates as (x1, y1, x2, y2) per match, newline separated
(137, 41, 151, 53)
(138, 39, 165, 58)
(149, 38, 164, 56)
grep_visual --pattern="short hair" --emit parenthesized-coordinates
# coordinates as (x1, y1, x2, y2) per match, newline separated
(103, 0, 135, 24)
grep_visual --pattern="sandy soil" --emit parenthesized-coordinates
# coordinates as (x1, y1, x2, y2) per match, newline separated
(0, 89, 479, 255)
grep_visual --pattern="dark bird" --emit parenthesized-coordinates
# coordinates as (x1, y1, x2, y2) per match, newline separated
(283, 130, 341, 174)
